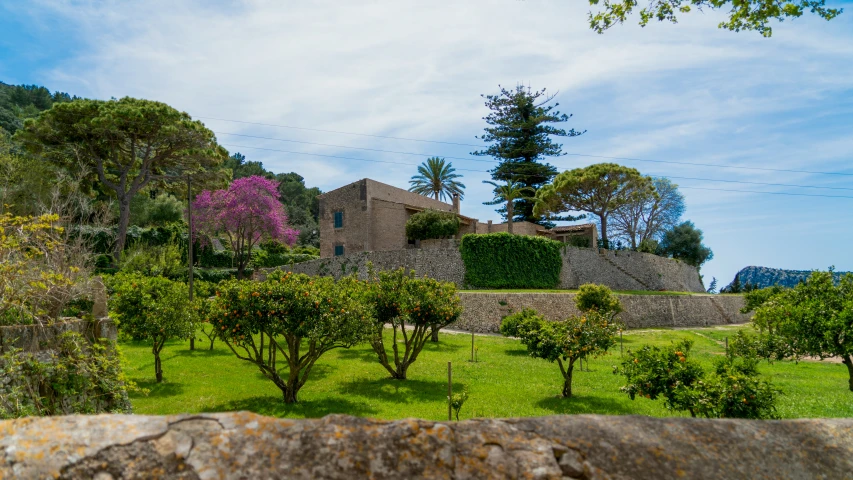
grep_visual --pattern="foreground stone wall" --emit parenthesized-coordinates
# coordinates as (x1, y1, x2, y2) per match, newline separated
(0, 318, 117, 354)
(2, 413, 851, 479)
(453, 293, 749, 333)
(265, 245, 705, 293)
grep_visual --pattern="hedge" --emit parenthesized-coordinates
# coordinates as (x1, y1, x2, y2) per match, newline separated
(460, 233, 563, 289)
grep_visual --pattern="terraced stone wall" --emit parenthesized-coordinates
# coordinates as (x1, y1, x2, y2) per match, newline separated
(453, 292, 749, 333)
(260, 245, 706, 293)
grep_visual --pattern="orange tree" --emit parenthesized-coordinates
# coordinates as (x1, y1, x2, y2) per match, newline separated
(617, 340, 780, 419)
(367, 268, 462, 380)
(505, 309, 619, 397)
(108, 273, 197, 383)
(744, 270, 853, 392)
(211, 271, 373, 403)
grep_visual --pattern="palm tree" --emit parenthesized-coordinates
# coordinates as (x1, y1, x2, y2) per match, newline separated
(483, 179, 535, 234)
(408, 157, 465, 202)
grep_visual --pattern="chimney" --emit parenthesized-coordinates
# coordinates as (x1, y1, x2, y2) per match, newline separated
(452, 193, 460, 214)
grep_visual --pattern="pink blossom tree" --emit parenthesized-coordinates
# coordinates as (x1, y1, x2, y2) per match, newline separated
(192, 175, 298, 278)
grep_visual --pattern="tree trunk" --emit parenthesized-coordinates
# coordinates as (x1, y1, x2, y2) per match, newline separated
(190, 337, 195, 350)
(283, 386, 298, 403)
(209, 337, 215, 350)
(430, 327, 439, 343)
(154, 348, 163, 383)
(599, 214, 608, 249)
(558, 358, 575, 398)
(843, 355, 853, 392)
(113, 196, 132, 265)
(507, 201, 514, 235)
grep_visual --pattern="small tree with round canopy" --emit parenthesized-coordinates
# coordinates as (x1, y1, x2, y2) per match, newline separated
(211, 271, 374, 403)
(108, 273, 197, 383)
(367, 267, 463, 379)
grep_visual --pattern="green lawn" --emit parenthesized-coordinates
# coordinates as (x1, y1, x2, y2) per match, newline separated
(120, 325, 853, 420)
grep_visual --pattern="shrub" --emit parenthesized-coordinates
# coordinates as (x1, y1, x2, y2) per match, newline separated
(192, 268, 252, 283)
(0, 212, 91, 325)
(119, 241, 185, 279)
(0, 332, 133, 418)
(499, 308, 543, 337)
(210, 271, 374, 403)
(259, 239, 289, 255)
(575, 284, 622, 319)
(566, 235, 592, 248)
(616, 340, 780, 419)
(366, 268, 463, 379)
(405, 209, 460, 241)
(292, 245, 320, 256)
(460, 233, 563, 289)
(637, 238, 659, 254)
(108, 273, 198, 382)
(197, 247, 234, 268)
(250, 250, 318, 268)
(511, 309, 619, 397)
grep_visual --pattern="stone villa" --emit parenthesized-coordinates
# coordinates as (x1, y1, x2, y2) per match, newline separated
(317, 178, 597, 258)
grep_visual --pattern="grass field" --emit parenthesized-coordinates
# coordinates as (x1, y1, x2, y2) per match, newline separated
(120, 324, 853, 420)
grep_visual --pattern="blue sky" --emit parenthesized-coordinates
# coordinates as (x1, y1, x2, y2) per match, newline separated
(2, 0, 852, 288)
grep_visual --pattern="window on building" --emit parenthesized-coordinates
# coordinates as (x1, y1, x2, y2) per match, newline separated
(334, 211, 344, 228)
(334, 245, 345, 257)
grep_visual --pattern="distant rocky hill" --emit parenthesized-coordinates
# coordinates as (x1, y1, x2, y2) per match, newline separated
(724, 266, 851, 291)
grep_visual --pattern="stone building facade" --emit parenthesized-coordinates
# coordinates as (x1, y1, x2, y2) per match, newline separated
(318, 178, 597, 258)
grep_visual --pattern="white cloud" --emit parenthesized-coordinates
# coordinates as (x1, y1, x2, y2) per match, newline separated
(16, 0, 853, 284)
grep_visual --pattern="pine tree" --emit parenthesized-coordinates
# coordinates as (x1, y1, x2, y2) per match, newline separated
(472, 85, 584, 226)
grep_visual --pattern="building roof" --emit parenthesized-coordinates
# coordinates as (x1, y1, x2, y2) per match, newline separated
(550, 223, 597, 233)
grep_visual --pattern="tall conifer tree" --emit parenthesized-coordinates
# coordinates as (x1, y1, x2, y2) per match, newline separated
(472, 85, 584, 226)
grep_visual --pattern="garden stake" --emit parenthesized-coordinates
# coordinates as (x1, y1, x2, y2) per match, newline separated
(447, 362, 452, 421)
(471, 331, 474, 362)
(725, 337, 728, 355)
(620, 330, 623, 356)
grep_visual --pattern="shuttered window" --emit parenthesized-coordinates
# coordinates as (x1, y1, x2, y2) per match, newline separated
(334, 211, 343, 228)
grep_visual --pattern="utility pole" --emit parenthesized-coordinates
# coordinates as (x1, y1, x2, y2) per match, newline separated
(188, 174, 195, 351)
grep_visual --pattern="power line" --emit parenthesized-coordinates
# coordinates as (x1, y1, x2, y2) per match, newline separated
(215, 131, 497, 164)
(221, 142, 853, 192)
(657, 175, 853, 192)
(200, 116, 485, 147)
(29, 109, 853, 177)
(222, 143, 853, 199)
(214, 129, 853, 178)
(678, 186, 853, 199)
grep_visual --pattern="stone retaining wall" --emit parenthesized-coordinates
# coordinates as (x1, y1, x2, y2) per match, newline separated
(263, 245, 705, 293)
(453, 292, 749, 333)
(0, 317, 117, 354)
(3, 412, 851, 479)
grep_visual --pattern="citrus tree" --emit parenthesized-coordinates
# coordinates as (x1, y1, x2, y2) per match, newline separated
(575, 283, 622, 319)
(108, 273, 197, 383)
(505, 309, 619, 397)
(617, 340, 781, 419)
(745, 270, 853, 392)
(211, 271, 374, 403)
(367, 268, 462, 379)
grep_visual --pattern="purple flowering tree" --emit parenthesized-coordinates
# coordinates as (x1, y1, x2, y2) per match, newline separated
(192, 175, 298, 278)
